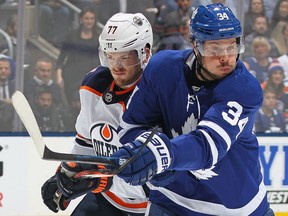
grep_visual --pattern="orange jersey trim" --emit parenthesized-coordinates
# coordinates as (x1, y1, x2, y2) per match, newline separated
(81, 86, 102, 96)
(76, 133, 91, 142)
(104, 191, 148, 209)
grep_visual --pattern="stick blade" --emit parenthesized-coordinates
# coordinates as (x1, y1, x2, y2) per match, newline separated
(12, 91, 45, 157)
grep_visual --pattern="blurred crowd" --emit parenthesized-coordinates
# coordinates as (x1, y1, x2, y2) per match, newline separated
(0, 0, 288, 134)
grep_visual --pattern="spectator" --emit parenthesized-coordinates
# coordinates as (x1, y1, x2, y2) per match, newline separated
(64, 90, 80, 132)
(0, 54, 16, 81)
(244, 0, 266, 36)
(277, 51, 288, 79)
(0, 14, 17, 57)
(153, 0, 194, 52)
(271, 21, 288, 56)
(244, 36, 276, 83)
(24, 58, 62, 105)
(254, 87, 286, 133)
(0, 14, 32, 67)
(270, 0, 288, 31)
(261, 61, 288, 121)
(276, 22, 288, 78)
(263, 0, 277, 21)
(0, 57, 15, 131)
(31, 87, 69, 132)
(151, 0, 178, 46)
(38, 0, 71, 47)
(56, 8, 100, 103)
(244, 15, 279, 58)
(0, 57, 15, 102)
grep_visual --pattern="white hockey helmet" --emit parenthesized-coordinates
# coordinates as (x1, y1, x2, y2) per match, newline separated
(99, 13, 153, 68)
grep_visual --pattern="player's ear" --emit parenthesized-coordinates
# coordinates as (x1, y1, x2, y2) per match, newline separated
(143, 47, 151, 63)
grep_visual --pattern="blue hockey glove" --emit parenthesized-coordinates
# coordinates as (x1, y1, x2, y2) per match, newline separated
(41, 175, 70, 213)
(56, 162, 113, 200)
(112, 131, 172, 185)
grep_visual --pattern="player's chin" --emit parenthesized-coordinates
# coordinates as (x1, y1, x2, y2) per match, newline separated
(113, 74, 126, 82)
(114, 78, 129, 88)
(218, 69, 233, 77)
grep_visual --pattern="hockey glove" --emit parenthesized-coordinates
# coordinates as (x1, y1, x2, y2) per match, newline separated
(56, 162, 113, 200)
(112, 131, 172, 185)
(41, 175, 70, 213)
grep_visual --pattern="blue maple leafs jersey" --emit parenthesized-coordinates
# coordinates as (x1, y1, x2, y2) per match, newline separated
(118, 50, 269, 215)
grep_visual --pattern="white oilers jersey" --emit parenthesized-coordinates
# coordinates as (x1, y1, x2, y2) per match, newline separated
(73, 66, 148, 213)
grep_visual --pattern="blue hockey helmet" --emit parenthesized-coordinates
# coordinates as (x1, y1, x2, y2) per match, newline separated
(190, 3, 242, 41)
(190, 3, 245, 55)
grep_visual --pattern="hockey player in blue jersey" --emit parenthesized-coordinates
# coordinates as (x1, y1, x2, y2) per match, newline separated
(41, 13, 153, 215)
(112, 3, 274, 216)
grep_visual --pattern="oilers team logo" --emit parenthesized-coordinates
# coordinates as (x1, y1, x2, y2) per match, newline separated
(90, 123, 120, 157)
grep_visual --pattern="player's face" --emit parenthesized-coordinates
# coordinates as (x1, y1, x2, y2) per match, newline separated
(106, 51, 143, 88)
(200, 38, 238, 79)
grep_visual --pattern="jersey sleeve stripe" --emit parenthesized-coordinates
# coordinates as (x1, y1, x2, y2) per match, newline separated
(198, 120, 231, 150)
(199, 129, 218, 166)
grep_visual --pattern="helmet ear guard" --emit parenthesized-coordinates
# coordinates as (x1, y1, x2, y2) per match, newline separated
(99, 13, 153, 69)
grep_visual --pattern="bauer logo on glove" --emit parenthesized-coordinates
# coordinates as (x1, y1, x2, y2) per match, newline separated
(137, 131, 172, 173)
(112, 130, 172, 185)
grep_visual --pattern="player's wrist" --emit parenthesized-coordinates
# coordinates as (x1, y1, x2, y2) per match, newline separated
(136, 131, 172, 174)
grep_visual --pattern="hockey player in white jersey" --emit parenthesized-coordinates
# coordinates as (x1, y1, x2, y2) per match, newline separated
(41, 13, 153, 215)
(112, 3, 274, 216)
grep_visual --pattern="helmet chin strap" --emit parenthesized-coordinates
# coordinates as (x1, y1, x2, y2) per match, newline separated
(193, 50, 217, 82)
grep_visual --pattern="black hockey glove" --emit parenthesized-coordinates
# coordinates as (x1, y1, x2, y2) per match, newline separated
(56, 162, 113, 200)
(41, 175, 70, 213)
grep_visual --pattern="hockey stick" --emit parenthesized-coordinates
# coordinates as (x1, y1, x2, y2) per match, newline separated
(12, 91, 159, 177)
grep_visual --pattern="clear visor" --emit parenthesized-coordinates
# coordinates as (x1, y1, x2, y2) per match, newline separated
(99, 49, 141, 68)
(197, 42, 245, 57)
